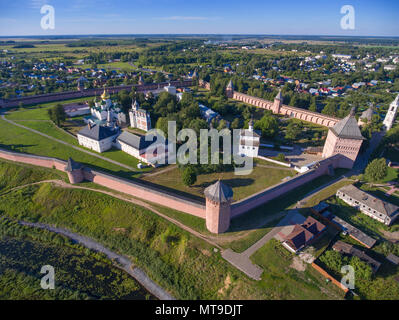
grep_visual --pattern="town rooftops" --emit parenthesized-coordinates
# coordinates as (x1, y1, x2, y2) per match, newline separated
(78, 123, 119, 141)
(64, 157, 82, 172)
(204, 180, 233, 203)
(338, 184, 399, 219)
(330, 108, 365, 140)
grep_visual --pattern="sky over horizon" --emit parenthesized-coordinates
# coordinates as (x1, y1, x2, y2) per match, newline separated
(0, 0, 398, 37)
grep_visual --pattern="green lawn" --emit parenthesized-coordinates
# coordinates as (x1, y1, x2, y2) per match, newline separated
(0, 118, 140, 180)
(142, 165, 295, 201)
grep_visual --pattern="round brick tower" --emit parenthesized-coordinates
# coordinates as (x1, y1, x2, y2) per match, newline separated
(64, 157, 84, 184)
(204, 180, 233, 234)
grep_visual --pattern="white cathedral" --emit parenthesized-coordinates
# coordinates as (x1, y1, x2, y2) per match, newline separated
(84, 89, 127, 126)
(383, 94, 399, 131)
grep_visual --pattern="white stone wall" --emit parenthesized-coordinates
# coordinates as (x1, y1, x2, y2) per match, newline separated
(77, 134, 116, 153)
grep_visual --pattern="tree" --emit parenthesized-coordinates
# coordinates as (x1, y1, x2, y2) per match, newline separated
(48, 104, 66, 127)
(365, 158, 387, 182)
(182, 166, 197, 186)
(254, 114, 279, 138)
(322, 100, 338, 116)
(309, 97, 317, 112)
(230, 118, 241, 129)
(276, 153, 286, 162)
(285, 121, 303, 141)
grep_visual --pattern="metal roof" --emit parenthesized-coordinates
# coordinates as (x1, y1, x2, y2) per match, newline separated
(204, 180, 233, 203)
(116, 131, 153, 150)
(64, 157, 82, 172)
(330, 110, 365, 140)
(338, 184, 399, 218)
(78, 124, 119, 141)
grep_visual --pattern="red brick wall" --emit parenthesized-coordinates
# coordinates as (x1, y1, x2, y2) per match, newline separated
(311, 262, 349, 293)
(231, 156, 341, 217)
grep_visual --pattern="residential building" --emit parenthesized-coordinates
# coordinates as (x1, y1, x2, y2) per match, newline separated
(337, 184, 399, 225)
(282, 216, 326, 253)
(332, 241, 381, 273)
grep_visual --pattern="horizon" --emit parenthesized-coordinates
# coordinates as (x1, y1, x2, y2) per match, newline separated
(1, 0, 399, 37)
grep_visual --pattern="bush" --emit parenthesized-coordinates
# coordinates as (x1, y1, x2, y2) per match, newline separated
(181, 166, 197, 186)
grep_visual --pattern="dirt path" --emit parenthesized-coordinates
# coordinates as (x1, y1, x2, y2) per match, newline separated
(19, 220, 174, 300)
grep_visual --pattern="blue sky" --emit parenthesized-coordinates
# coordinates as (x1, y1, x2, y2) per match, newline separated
(0, 0, 398, 36)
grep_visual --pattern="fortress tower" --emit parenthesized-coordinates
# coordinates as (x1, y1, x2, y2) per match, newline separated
(64, 157, 84, 184)
(226, 80, 234, 98)
(322, 108, 365, 169)
(383, 94, 399, 131)
(204, 180, 233, 234)
(272, 90, 283, 114)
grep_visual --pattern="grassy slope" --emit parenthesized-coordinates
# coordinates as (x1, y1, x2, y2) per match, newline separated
(0, 159, 67, 192)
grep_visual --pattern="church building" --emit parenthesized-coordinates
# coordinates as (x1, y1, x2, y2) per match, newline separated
(239, 119, 261, 158)
(129, 100, 152, 132)
(85, 89, 126, 126)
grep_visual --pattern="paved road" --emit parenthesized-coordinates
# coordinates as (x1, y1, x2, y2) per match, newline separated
(19, 221, 175, 300)
(221, 211, 294, 280)
(1, 115, 138, 172)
